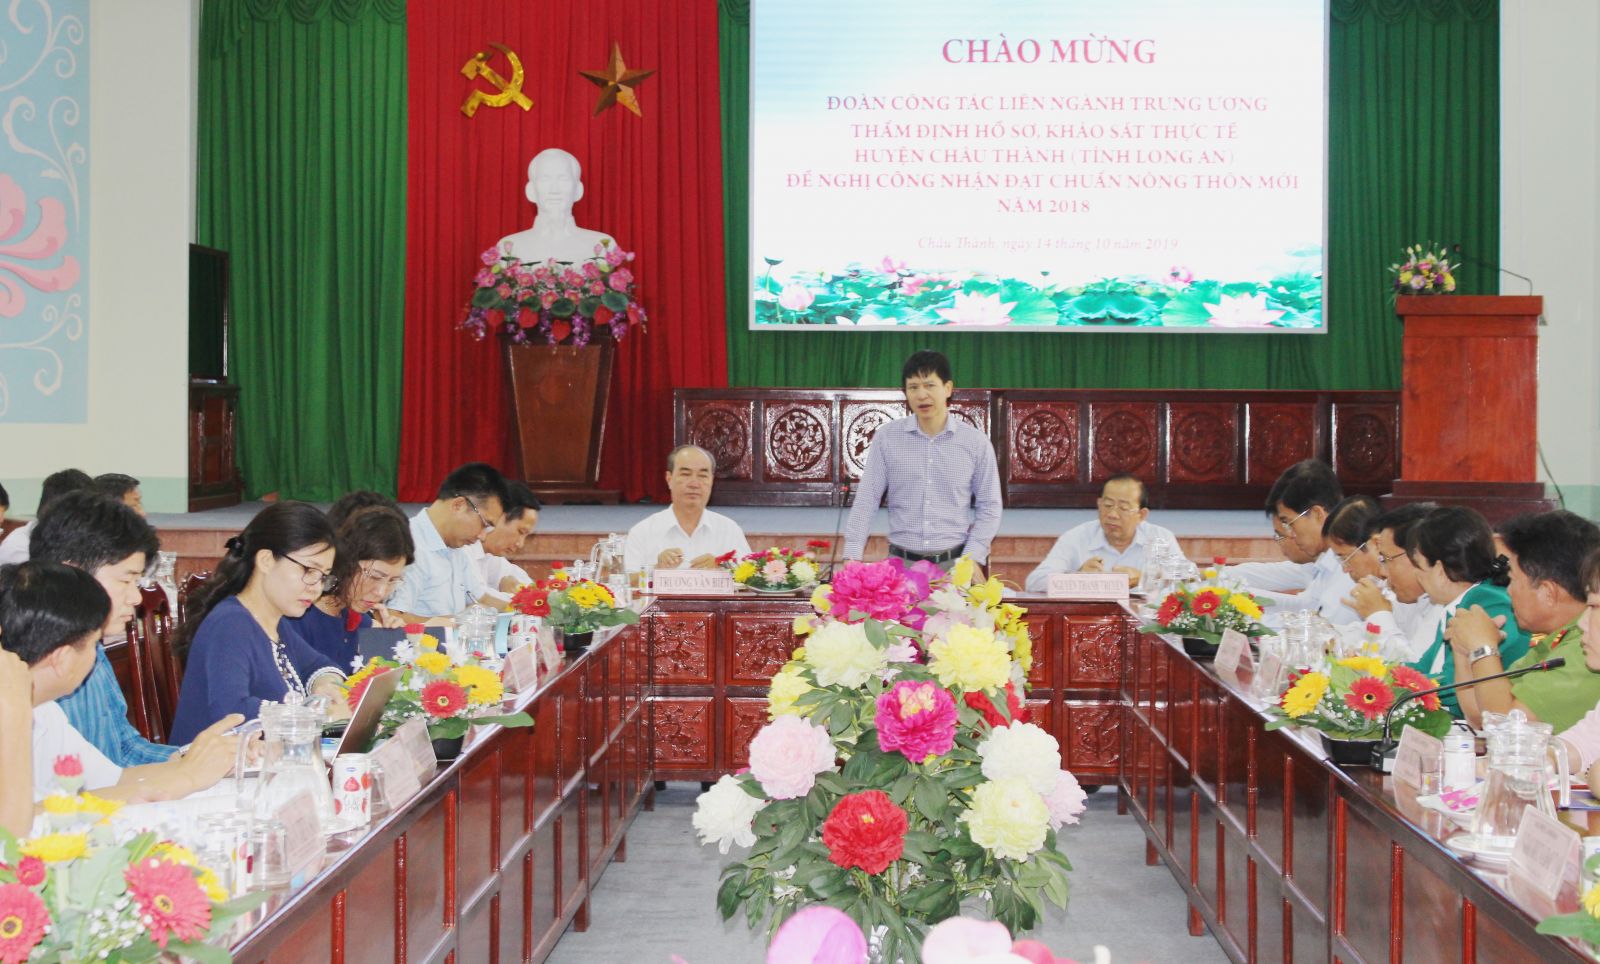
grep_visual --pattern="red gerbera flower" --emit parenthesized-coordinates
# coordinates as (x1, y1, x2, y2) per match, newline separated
(714, 550, 738, 565)
(123, 858, 211, 949)
(1191, 591, 1223, 617)
(421, 680, 469, 719)
(12, 858, 45, 889)
(509, 586, 551, 618)
(1156, 594, 1183, 625)
(807, 539, 831, 550)
(1388, 665, 1441, 711)
(1343, 676, 1396, 720)
(0, 883, 49, 963)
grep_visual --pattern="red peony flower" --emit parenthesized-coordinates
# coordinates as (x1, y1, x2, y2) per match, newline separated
(510, 586, 551, 618)
(123, 858, 212, 949)
(421, 680, 469, 719)
(1155, 594, 1183, 625)
(1191, 591, 1222, 617)
(821, 790, 908, 875)
(0, 883, 50, 963)
(13, 858, 45, 889)
(1343, 676, 1396, 721)
(1388, 665, 1441, 711)
(52, 755, 82, 778)
(964, 681, 1031, 729)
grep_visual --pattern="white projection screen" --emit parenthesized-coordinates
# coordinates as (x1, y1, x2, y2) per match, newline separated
(748, 0, 1327, 333)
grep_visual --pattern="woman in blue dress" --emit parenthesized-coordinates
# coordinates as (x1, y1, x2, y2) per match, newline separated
(292, 505, 415, 669)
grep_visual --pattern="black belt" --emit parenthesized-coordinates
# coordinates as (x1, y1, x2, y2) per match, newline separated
(888, 543, 965, 565)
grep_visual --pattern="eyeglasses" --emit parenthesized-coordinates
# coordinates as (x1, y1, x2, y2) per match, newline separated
(282, 555, 338, 593)
(1097, 498, 1142, 513)
(1271, 506, 1313, 541)
(1337, 541, 1369, 568)
(1376, 548, 1408, 570)
(460, 494, 496, 535)
(358, 564, 406, 593)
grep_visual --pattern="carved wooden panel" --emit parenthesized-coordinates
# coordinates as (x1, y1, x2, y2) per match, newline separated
(1064, 703, 1121, 772)
(1005, 401, 1080, 484)
(685, 399, 754, 481)
(650, 697, 714, 769)
(1066, 618, 1123, 688)
(763, 400, 832, 482)
(1025, 699, 1054, 741)
(840, 402, 904, 482)
(1088, 402, 1158, 484)
(1245, 402, 1317, 485)
(948, 399, 990, 436)
(1332, 402, 1399, 485)
(1025, 615, 1054, 689)
(725, 698, 770, 770)
(727, 615, 802, 686)
(649, 613, 713, 685)
(1166, 402, 1239, 484)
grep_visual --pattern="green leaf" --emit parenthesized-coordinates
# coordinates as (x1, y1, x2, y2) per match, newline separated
(470, 712, 534, 728)
(888, 772, 918, 807)
(863, 619, 890, 650)
(549, 297, 577, 319)
(1537, 913, 1600, 941)
(913, 776, 949, 822)
(470, 287, 501, 308)
(165, 939, 234, 964)
(427, 717, 470, 740)
(601, 289, 630, 312)
(718, 873, 745, 920)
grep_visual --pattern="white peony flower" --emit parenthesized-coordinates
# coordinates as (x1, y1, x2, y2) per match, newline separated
(1045, 769, 1089, 829)
(803, 620, 886, 688)
(977, 721, 1061, 795)
(692, 775, 767, 854)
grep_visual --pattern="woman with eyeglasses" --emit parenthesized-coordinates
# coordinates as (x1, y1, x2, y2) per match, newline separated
(293, 505, 416, 668)
(169, 501, 353, 744)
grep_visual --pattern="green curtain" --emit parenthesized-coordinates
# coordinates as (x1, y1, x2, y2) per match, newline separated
(196, 0, 406, 499)
(720, 0, 1499, 390)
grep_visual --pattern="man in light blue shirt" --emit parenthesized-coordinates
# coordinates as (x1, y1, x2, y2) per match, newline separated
(1024, 475, 1175, 592)
(387, 462, 512, 620)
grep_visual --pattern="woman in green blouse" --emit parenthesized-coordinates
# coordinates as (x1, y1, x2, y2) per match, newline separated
(1405, 506, 1527, 719)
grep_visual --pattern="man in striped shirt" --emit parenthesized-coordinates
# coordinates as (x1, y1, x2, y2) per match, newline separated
(843, 350, 1003, 571)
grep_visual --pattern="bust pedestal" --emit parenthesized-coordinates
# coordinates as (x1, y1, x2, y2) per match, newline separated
(502, 335, 620, 504)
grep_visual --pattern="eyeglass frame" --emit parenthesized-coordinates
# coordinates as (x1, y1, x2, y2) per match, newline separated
(1271, 505, 1313, 542)
(356, 562, 406, 593)
(1375, 547, 1408, 570)
(1096, 497, 1144, 514)
(459, 493, 497, 535)
(281, 554, 339, 593)
(1336, 540, 1370, 569)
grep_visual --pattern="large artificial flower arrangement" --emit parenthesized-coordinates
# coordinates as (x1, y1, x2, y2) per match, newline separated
(693, 557, 1084, 962)
(1141, 583, 1270, 645)
(343, 634, 533, 743)
(0, 756, 264, 963)
(510, 572, 640, 635)
(721, 543, 826, 591)
(460, 240, 647, 347)
(1388, 243, 1458, 297)
(1264, 656, 1453, 741)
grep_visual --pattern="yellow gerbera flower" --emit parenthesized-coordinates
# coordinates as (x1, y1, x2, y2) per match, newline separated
(732, 561, 759, 583)
(198, 866, 229, 903)
(1282, 672, 1329, 718)
(1336, 656, 1389, 679)
(40, 794, 79, 816)
(454, 665, 504, 704)
(76, 792, 123, 818)
(1227, 593, 1263, 620)
(419, 634, 441, 651)
(152, 841, 199, 866)
(1585, 883, 1600, 919)
(415, 651, 451, 675)
(21, 832, 88, 863)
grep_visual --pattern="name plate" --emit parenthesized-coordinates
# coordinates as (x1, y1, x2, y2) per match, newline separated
(372, 734, 421, 809)
(1391, 726, 1443, 789)
(537, 625, 562, 674)
(1510, 807, 1581, 901)
(653, 568, 737, 595)
(1213, 629, 1254, 675)
(394, 717, 439, 783)
(273, 789, 324, 874)
(501, 642, 539, 694)
(1045, 572, 1131, 601)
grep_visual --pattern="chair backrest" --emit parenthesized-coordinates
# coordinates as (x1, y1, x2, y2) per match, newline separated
(177, 570, 211, 626)
(117, 617, 162, 743)
(136, 584, 180, 741)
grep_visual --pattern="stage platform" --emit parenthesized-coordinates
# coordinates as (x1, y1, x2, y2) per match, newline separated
(143, 502, 1283, 587)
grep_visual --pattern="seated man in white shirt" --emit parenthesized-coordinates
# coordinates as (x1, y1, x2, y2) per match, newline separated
(388, 462, 512, 621)
(1025, 475, 1174, 592)
(1342, 502, 1443, 660)
(1230, 459, 1358, 625)
(2, 562, 239, 802)
(624, 445, 751, 571)
(0, 468, 96, 567)
(466, 482, 540, 600)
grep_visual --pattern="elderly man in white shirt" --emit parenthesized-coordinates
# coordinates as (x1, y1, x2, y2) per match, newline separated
(624, 445, 751, 571)
(1025, 475, 1174, 592)
(388, 463, 512, 620)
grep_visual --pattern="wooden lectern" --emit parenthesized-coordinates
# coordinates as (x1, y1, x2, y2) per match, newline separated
(1386, 295, 1553, 521)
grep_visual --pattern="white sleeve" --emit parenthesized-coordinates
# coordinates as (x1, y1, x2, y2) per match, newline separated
(32, 703, 122, 800)
(623, 519, 652, 571)
(1024, 530, 1082, 593)
(1225, 560, 1313, 593)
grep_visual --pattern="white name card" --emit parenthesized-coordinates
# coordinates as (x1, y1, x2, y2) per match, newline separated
(394, 717, 438, 783)
(501, 642, 539, 694)
(1510, 807, 1581, 901)
(1045, 572, 1131, 601)
(372, 734, 421, 810)
(653, 569, 738, 595)
(1213, 629, 1254, 676)
(1391, 726, 1443, 789)
(273, 789, 324, 873)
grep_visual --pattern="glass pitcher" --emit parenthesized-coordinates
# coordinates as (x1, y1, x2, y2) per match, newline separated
(235, 694, 335, 834)
(1472, 709, 1571, 852)
(455, 605, 499, 661)
(589, 534, 627, 585)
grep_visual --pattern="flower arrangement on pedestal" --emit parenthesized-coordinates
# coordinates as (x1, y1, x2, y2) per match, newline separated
(1141, 583, 1270, 645)
(0, 756, 265, 963)
(460, 240, 647, 346)
(1263, 656, 1453, 742)
(342, 633, 533, 744)
(720, 543, 827, 591)
(1388, 243, 1458, 297)
(693, 557, 1084, 962)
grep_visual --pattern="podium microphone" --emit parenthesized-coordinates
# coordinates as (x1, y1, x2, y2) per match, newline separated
(1369, 657, 1565, 771)
(1450, 243, 1535, 296)
(823, 481, 852, 580)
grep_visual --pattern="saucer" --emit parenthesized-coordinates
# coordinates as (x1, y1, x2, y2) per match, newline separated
(1445, 833, 1512, 869)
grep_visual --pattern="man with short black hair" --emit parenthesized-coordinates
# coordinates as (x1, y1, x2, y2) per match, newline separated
(0, 467, 94, 566)
(1025, 475, 1174, 591)
(388, 462, 513, 619)
(1345, 502, 1442, 660)
(1446, 510, 1600, 729)
(468, 481, 542, 596)
(94, 473, 144, 517)
(31, 489, 176, 765)
(843, 350, 1002, 570)
(1226, 459, 1357, 624)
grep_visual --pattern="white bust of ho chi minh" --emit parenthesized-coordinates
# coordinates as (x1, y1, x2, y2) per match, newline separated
(496, 148, 615, 264)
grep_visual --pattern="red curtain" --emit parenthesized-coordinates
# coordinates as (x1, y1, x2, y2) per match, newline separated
(400, 2, 729, 503)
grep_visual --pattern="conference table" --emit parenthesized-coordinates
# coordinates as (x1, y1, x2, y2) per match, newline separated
(206, 593, 1593, 962)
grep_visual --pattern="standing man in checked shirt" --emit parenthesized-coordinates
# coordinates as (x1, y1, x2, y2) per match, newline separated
(843, 350, 1003, 572)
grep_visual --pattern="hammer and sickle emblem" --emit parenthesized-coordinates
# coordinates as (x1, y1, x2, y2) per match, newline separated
(461, 43, 533, 117)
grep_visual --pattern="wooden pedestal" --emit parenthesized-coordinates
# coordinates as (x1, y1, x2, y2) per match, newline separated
(503, 338, 620, 504)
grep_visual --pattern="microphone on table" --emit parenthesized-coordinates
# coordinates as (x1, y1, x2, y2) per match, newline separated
(1449, 243, 1536, 297)
(1369, 657, 1565, 771)
(822, 481, 852, 580)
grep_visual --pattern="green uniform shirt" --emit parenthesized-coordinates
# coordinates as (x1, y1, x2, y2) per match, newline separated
(1508, 618, 1593, 731)
(1408, 582, 1528, 719)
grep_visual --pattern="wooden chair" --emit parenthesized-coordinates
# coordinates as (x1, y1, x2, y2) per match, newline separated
(110, 623, 162, 743)
(135, 584, 182, 742)
(177, 570, 210, 626)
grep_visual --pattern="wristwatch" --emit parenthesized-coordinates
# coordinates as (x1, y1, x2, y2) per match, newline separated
(1467, 645, 1499, 664)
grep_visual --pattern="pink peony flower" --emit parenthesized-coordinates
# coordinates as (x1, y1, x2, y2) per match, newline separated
(828, 559, 918, 623)
(747, 715, 836, 799)
(778, 284, 815, 312)
(1044, 769, 1088, 829)
(936, 291, 1016, 326)
(921, 917, 1014, 963)
(766, 905, 868, 964)
(875, 680, 958, 763)
(609, 272, 630, 292)
(762, 559, 789, 582)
